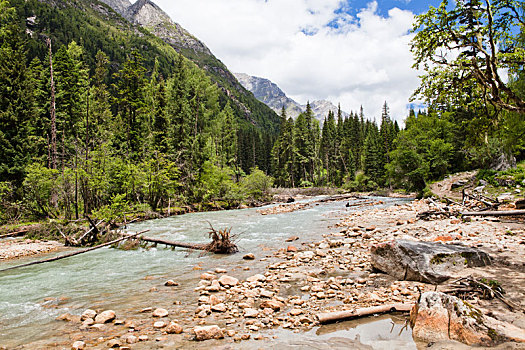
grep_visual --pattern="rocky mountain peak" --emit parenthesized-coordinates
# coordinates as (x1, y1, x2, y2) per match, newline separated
(126, 0, 171, 27)
(235, 73, 349, 122)
(99, 0, 131, 16)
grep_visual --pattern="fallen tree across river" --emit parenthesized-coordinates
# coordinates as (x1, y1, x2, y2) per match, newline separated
(0, 230, 150, 273)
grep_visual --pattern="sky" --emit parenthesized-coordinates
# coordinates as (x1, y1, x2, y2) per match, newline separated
(148, 0, 443, 122)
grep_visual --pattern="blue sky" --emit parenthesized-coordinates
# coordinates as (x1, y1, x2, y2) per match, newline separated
(152, 0, 444, 122)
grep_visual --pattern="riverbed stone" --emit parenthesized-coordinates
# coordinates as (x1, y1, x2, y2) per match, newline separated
(371, 240, 491, 283)
(243, 253, 255, 260)
(166, 321, 183, 334)
(164, 279, 179, 286)
(80, 309, 96, 321)
(152, 308, 169, 317)
(206, 280, 221, 292)
(211, 303, 227, 312)
(244, 308, 259, 318)
(71, 341, 85, 350)
(247, 274, 266, 282)
(107, 339, 121, 348)
(193, 325, 224, 341)
(153, 321, 166, 328)
(121, 334, 138, 344)
(218, 275, 239, 287)
(260, 300, 283, 311)
(94, 310, 116, 324)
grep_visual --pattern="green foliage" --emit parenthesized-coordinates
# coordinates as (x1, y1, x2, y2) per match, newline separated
(240, 167, 274, 200)
(91, 193, 130, 223)
(411, 0, 525, 113)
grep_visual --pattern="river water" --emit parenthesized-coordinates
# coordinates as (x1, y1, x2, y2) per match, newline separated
(0, 196, 416, 349)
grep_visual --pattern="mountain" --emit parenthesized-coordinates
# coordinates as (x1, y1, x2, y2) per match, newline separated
(97, 0, 279, 132)
(11, 0, 279, 172)
(234, 73, 303, 119)
(234, 73, 349, 122)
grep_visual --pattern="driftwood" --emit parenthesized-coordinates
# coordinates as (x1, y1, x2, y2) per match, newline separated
(317, 303, 413, 324)
(0, 229, 29, 239)
(0, 229, 150, 273)
(442, 277, 520, 312)
(461, 210, 525, 217)
(139, 236, 207, 250)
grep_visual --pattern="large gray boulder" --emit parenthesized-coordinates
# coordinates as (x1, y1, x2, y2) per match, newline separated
(371, 240, 491, 284)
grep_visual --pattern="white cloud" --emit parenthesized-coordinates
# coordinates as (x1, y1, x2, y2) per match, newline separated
(151, 0, 422, 123)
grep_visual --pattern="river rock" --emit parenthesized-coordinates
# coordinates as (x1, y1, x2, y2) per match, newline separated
(371, 240, 491, 283)
(243, 253, 255, 260)
(260, 300, 283, 311)
(71, 341, 85, 350)
(80, 309, 96, 321)
(218, 275, 239, 287)
(200, 273, 215, 280)
(206, 280, 221, 292)
(193, 325, 224, 341)
(166, 321, 183, 334)
(514, 199, 525, 209)
(247, 274, 266, 282)
(121, 334, 138, 344)
(152, 308, 169, 317)
(94, 310, 116, 324)
(164, 280, 179, 286)
(211, 303, 227, 312)
(244, 308, 259, 318)
(410, 292, 522, 346)
(107, 339, 121, 348)
(153, 321, 166, 328)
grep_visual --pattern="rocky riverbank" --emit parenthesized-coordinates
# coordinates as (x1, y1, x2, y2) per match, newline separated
(0, 239, 63, 260)
(23, 196, 519, 350)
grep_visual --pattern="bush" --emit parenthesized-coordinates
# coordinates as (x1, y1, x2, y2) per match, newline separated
(240, 167, 274, 200)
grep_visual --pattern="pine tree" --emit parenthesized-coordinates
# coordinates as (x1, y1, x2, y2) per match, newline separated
(0, 1, 33, 184)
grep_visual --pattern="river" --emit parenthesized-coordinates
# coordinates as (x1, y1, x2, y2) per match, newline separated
(0, 196, 416, 349)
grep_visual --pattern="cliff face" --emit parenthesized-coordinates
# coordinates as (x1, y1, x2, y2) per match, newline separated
(234, 73, 349, 123)
(99, 0, 131, 16)
(124, 0, 211, 55)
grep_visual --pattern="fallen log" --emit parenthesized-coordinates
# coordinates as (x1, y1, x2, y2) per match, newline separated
(461, 210, 525, 217)
(0, 229, 28, 239)
(0, 229, 149, 273)
(316, 303, 413, 324)
(139, 236, 207, 250)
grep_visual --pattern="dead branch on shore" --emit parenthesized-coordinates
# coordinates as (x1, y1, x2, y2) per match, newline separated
(461, 210, 525, 217)
(442, 277, 520, 312)
(0, 229, 29, 239)
(0, 230, 150, 273)
(316, 303, 413, 324)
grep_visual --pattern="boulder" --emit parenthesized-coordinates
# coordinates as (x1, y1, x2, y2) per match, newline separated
(516, 199, 525, 210)
(218, 275, 239, 287)
(371, 240, 491, 284)
(411, 292, 525, 346)
(193, 325, 224, 341)
(94, 310, 116, 324)
(243, 253, 255, 260)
